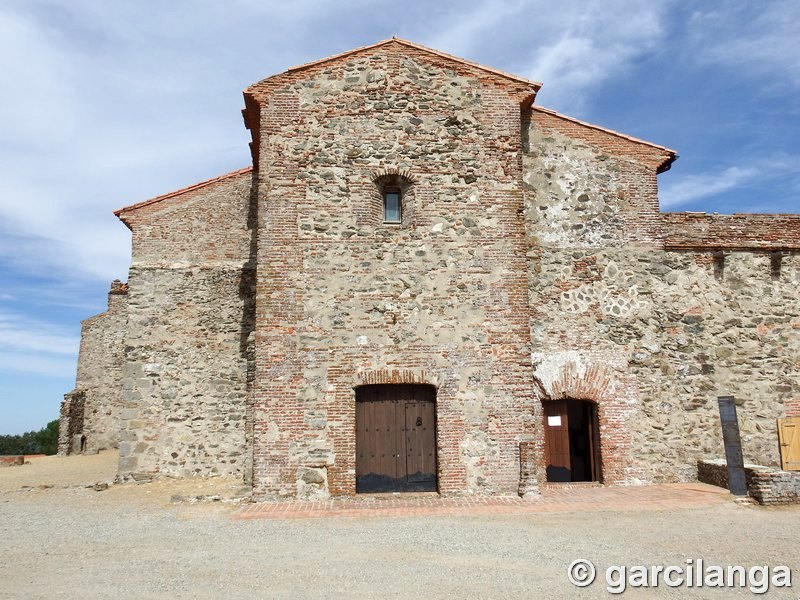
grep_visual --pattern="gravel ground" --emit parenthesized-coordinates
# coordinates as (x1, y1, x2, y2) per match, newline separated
(1, 454, 798, 599)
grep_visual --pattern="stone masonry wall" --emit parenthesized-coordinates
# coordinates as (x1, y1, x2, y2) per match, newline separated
(250, 44, 537, 499)
(57, 390, 85, 455)
(116, 170, 255, 479)
(79, 284, 128, 453)
(59, 281, 128, 455)
(528, 247, 799, 482)
(749, 469, 800, 505)
(524, 114, 799, 483)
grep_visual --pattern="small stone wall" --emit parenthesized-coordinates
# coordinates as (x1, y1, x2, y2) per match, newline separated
(57, 390, 86, 456)
(748, 470, 800, 505)
(60, 279, 129, 456)
(698, 459, 800, 505)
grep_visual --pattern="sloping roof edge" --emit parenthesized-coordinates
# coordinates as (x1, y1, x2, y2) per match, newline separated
(113, 167, 253, 219)
(245, 37, 542, 95)
(532, 106, 678, 172)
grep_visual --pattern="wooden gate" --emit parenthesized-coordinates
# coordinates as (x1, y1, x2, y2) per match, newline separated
(778, 417, 800, 471)
(355, 384, 437, 493)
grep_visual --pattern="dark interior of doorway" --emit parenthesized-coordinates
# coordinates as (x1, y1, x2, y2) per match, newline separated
(544, 399, 601, 483)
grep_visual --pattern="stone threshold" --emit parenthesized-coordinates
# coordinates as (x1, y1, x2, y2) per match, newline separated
(233, 483, 730, 520)
(540, 481, 603, 490)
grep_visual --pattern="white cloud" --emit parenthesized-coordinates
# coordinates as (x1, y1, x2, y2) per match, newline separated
(0, 3, 252, 284)
(0, 0, 372, 289)
(523, 1, 670, 110)
(0, 10, 80, 144)
(422, 0, 672, 112)
(0, 307, 79, 378)
(0, 352, 77, 379)
(688, 2, 800, 90)
(660, 155, 798, 209)
(425, 0, 528, 57)
(0, 309, 80, 357)
(660, 166, 759, 209)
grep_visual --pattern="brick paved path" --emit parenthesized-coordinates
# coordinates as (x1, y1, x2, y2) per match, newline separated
(233, 483, 730, 520)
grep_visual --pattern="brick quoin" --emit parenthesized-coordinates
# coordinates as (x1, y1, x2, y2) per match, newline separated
(63, 38, 800, 499)
(785, 397, 800, 418)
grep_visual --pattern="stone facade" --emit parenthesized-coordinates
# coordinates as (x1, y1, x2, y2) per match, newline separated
(114, 169, 254, 479)
(246, 41, 538, 500)
(58, 281, 128, 456)
(63, 38, 800, 498)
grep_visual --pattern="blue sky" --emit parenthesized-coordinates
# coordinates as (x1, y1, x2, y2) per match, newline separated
(1, 0, 798, 434)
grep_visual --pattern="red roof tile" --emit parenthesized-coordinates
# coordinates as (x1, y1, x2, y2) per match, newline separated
(533, 106, 677, 157)
(245, 37, 542, 96)
(113, 167, 253, 218)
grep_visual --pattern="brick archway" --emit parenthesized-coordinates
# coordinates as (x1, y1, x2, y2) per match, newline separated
(530, 352, 641, 485)
(542, 398, 601, 483)
(353, 368, 440, 389)
(370, 168, 417, 227)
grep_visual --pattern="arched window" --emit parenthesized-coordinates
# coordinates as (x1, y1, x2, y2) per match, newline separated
(383, 188, 402, 223)
(372, 168, 415, 227)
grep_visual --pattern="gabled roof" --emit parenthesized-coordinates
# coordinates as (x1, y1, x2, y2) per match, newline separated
(112, 42, 679, 229)
(244, 37, 542, 100)
(241, 37, 543, 164)
(113, 167, 253, 226)
(532, 106, 678, 173)
(533, 106, 676, 155)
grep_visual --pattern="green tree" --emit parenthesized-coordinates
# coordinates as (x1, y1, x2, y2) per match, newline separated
(37, 420, 60, 455)
(0, 419, 60, 455)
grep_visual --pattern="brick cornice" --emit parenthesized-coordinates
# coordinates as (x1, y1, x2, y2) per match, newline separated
(664, 212, 800, 250)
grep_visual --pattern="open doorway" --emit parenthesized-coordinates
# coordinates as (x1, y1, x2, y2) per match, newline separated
(543, 399, 601, 483)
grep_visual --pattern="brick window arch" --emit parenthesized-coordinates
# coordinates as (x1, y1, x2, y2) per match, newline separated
(372, 168, 416, 227)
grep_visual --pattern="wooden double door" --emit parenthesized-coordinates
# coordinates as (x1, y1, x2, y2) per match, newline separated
(356, 384, 437, 493)
(544, 400, 601, 483)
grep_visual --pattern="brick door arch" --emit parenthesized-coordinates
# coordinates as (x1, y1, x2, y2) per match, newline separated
(532, 352, 642, 485)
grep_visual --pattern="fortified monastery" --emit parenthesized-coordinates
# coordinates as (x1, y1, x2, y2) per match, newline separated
(59, 38, 800, 500)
